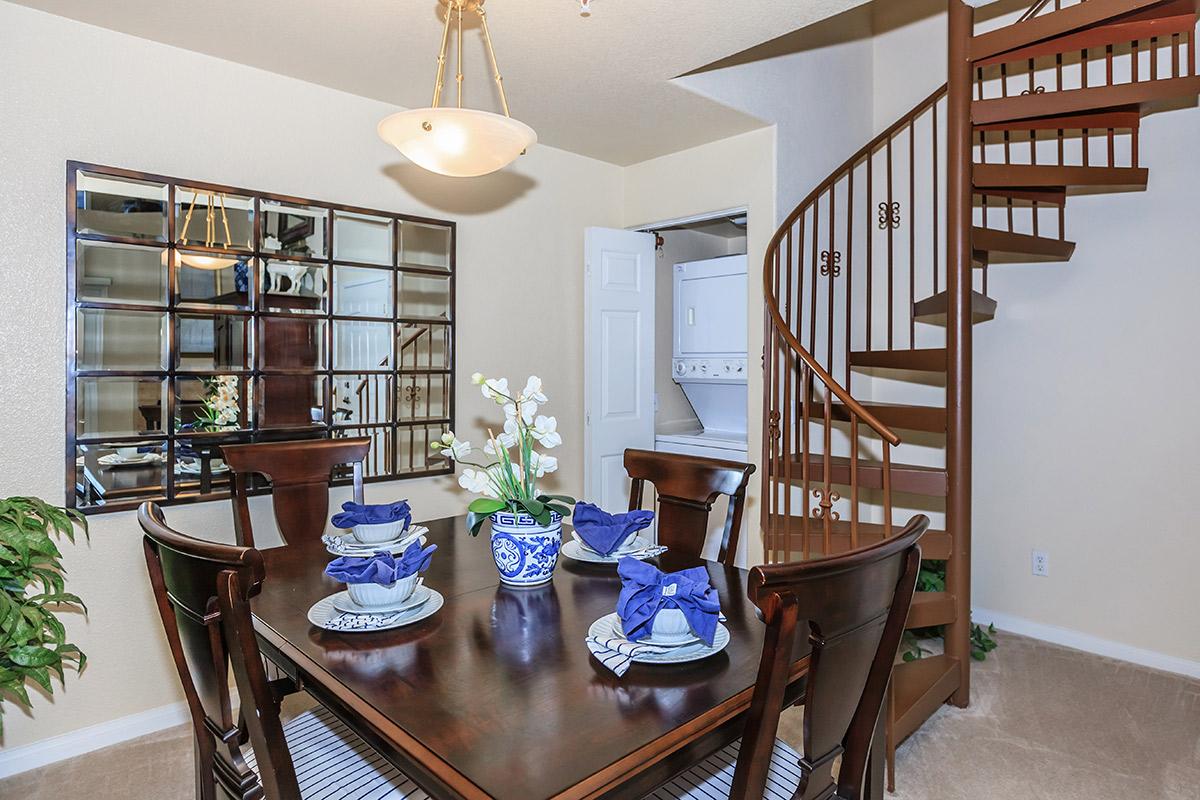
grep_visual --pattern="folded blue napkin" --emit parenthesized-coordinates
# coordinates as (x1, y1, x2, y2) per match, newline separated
(324, 541, 436, 585)
(331, 500, 412, 530)
(616, 558, 720, 647)
(572, 502, 655, 556)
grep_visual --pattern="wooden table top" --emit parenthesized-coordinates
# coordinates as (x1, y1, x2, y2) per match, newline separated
(251, 516, 810, 800)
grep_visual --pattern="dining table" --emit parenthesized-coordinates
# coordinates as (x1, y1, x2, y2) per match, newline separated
(250, 515, 824, 800)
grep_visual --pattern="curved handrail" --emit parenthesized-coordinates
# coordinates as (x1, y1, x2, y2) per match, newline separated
(762, 83, 949, 448)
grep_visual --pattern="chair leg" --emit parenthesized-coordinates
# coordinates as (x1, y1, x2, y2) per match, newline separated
(865, 709, 886, 800)
(194, 733, 216, 800)
(886, 681, 896, 793)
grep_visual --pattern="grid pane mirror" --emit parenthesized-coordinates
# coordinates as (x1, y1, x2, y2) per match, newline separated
(67, 162, 455, 513)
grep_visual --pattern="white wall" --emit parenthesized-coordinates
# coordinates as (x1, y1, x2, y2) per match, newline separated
(0, 1, 623, 750)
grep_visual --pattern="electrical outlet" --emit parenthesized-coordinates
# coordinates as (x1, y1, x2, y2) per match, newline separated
(1031, 550, 1049, 577)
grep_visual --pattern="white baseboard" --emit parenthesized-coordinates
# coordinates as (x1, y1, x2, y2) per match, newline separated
(973, 606, 1200, 680)
(0, 699, 190, 779)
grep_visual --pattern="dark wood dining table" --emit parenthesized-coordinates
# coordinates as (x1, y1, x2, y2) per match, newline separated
(250, 516, 813, 800)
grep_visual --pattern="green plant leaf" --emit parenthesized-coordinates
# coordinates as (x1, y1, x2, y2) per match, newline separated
(545, 503, 572, 518)
(467, 498, 507, 515)
(537, 494, 576, 506)
(519, 499, 545, 518)
(8, 645, 60, 668)
(466, 512, 489, 537)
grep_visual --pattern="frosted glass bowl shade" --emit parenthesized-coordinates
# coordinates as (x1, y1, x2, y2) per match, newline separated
(378, 107, 536, 178)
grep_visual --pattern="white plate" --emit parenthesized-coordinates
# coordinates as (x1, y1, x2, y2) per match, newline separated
(588, 613, 729, 665)
(99, 453, 162, 467)
(323, 527, 428, 557)
(563, 535, 654, 564)
(330, 583, 430, 615)
(177, 462, 230, 475)
(308, 588, 443, 632)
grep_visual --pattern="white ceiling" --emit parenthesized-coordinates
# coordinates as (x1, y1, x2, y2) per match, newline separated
(9, 0, 867, 165)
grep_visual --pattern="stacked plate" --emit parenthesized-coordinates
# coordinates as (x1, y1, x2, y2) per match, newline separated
(561, 532, 665, 564)
(587, 612, 730, 665)
(321, 525, 429, 557)
(308, 581, 444, 632)
(99, 452, 163, 467)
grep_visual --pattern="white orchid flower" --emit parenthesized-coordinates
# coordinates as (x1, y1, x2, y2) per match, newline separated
(530, 415, 561, 448)
(504, 400, 536, 427)
(447, 438, 471, 461)
(481, 377, 510, 403)
(529, 451, 558, 477)
(470, 372, 486, 385)
(458, 468, 498, 498)
(521, 376, 548, 404)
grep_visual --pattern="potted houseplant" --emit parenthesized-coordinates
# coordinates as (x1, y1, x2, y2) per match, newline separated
(432, 374, 574, 587)
(0, 496, 88, 733)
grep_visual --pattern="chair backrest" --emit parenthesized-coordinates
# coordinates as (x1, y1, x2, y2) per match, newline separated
(220, 437, 371, 546)
(624, 448, 756, 565)
(139, 502, 301, 800)
(729, 515, 928, 800)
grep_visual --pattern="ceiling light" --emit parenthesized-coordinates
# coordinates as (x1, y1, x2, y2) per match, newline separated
(378, 0, 536, 178)
(177, 190, 237, 270)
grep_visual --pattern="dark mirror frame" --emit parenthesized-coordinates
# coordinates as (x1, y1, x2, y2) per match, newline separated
(66, 161, 456, 514)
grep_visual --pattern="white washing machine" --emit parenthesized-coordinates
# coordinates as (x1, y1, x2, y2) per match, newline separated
(654, 253, 749, 465)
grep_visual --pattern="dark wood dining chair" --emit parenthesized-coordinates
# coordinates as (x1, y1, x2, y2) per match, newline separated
(648, 514, 929, 800)
(624, 448, 756, 566)
(220, 437, 371, 547)
(138, 501, 428, 800)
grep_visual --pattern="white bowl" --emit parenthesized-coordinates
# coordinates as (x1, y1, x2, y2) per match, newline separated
(346, 573, 419, 609)
(351, 520, 407, 544)
(115, 447, 139, 460)
(650, 608, 695, 644)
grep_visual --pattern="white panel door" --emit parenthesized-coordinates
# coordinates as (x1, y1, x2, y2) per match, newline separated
(584, 227, 656, 513)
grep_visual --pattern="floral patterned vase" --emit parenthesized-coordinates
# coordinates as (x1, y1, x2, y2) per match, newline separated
(488, 510, 562, 587)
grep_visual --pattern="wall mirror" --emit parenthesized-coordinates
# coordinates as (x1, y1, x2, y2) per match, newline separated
(67, 162, 456, 513)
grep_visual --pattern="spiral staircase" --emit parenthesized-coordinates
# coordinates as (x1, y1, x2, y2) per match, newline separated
(759, 0, 1198, 788)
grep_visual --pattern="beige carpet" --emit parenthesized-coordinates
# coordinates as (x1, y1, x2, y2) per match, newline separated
(3, 632, 1197, 799)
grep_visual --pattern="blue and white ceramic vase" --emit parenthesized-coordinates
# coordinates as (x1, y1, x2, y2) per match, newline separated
(488, 510, 562, 587)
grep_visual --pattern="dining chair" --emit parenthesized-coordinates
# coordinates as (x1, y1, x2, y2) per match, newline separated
(624, 448, 756, 566)
(220, 437, 371, 547)
(648, 514, 929, 800)
(138, 501, 428, 800)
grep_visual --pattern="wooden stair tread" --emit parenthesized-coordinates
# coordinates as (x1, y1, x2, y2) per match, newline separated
(788, 455, 948, 496)
(974, 186, 1067, 206)
(972, 76, 1200, 126)
(907, 592, 957, 629)
(893, 654, 962, 743)
(973, 108, 1141, 133)
(973, 227, 1076, 261)
(768, 517, 953, 561)
(974, 7, 1197, 68)
(849, 348, 947, 372)
(829, 401, 947, 433)
(914, 289, 997, 324)
(974, 164, 1148, 191)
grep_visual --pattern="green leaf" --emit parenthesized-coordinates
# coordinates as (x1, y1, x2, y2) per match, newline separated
(537, 494, 577, 506)
(518, 499, 545, 518)
(545, 503, 573, 519)
(466, 512, 489, 537)
(8, 645, 60, 668)
(467, 498, 507, 515)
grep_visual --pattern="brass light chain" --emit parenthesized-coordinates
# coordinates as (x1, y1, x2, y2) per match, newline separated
(178, 190, 232, 249)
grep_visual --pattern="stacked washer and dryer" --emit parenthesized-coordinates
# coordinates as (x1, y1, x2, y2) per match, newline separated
(654, 254, 749, 465)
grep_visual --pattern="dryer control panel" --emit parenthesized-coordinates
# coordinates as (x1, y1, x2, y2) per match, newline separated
(672, 357, 748, 384)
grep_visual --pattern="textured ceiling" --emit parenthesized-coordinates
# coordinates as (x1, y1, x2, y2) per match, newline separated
(8, 0, 868, 164)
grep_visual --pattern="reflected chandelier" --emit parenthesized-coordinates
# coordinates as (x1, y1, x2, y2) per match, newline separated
(378, 0, 536, 178)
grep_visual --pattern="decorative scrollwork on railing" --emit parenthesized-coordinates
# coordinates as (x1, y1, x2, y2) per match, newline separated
(877, 201, 901, 230)
(1020, 86, 1046, 95)
(819, 249, 842, 278)
(767, 410, 781, 444)
(403, 385, 423, 402)
(811, 487, 841, 521)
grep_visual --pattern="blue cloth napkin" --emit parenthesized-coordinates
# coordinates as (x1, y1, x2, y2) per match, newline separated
(331, 500, 412, 530)
(324, 541, 436, 585)
(616, 558, 720, 647)
(572, 502, 655, 556)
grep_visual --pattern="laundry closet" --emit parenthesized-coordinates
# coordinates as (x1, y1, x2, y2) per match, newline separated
(650, 216, 748, 541)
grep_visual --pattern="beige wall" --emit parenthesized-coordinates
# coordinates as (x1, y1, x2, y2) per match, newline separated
(0, 1, 624, 749)
(624, 127, 778, 567)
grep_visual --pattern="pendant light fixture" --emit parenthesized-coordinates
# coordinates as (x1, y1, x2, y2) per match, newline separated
(378, 0, 536, 178)
(177, 190, 237, 270)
